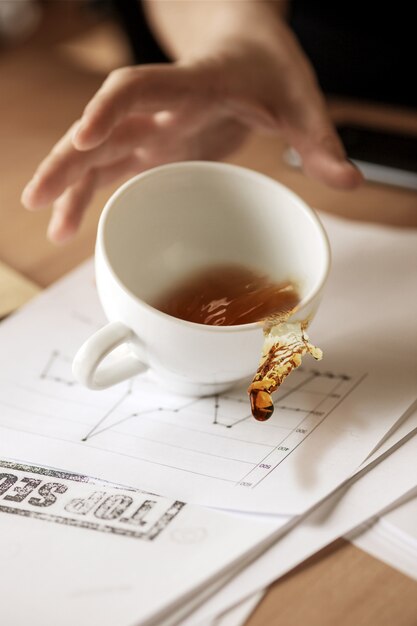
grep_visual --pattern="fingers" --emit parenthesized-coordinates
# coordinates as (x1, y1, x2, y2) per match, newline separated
(22, 122, 82, 210)
(22, 61, 219, 216)
(72, 65, 198, 151)
(47, 154, 142, 245)
(296, 130, 363, 189)
(230, 96, 362, 189)
(221, 43, 363, 190)
(277, 78, 363, 189)
(45, 110, 242, 245)
(47, 171, 96, 244)
(22, 116, 156, 210)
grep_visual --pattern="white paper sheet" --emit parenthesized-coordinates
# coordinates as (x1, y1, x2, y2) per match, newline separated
(209, 592, 264, 626)
(350, 494, 417, 581)
(0, 212, 416, 626)
(179, 428, 417, 625)
(0, 214, 416, 515)
(0, 458, 285, 626)
(184, 397, 417, 623)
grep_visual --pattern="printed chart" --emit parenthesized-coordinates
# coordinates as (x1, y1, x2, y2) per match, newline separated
(0, 259, 414, 514)
(39, 349, 362, 490)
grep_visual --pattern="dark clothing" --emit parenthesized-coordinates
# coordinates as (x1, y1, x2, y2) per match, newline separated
(110, 0, 169, 64)
(289, 1, 416, 107)
(111, 0, 416, 108)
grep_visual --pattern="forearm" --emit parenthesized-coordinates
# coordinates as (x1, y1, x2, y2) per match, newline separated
(142, 0, 290, 62)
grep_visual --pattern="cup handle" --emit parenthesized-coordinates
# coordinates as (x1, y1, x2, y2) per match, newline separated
(72, 321, 148, 390)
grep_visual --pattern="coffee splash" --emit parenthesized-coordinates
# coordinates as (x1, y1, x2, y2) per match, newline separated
(248, 319, 323, 422)
(152, 263, 322, 421)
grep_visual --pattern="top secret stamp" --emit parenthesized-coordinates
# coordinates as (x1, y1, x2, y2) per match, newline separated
(0, 459, 185, 540)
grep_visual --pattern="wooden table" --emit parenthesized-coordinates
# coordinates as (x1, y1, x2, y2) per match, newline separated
(0, 7, 416, 625)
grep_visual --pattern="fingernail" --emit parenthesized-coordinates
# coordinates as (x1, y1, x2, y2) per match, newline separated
(47, 213, 63, 243)
(47, 229, 73, 245)
(48, 214, 75, 245)
(21, 180, 37, 208)
(154, 110, 174, 126)
(72, 121, 87, 146)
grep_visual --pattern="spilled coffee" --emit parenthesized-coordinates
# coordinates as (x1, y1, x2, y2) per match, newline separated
(153, 263, 322, 422)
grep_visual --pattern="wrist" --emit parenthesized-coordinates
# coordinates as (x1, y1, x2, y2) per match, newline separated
(144, 0, 288, 64)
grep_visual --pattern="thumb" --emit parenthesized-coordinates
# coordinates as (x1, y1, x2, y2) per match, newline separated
(290, 127, 363, 189)
(227, 91, 363, 189)
(275, 83, 363, 189)
(224, 82, 363, 189)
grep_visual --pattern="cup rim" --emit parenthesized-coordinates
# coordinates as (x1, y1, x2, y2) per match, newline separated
(98, 161, 331, 333)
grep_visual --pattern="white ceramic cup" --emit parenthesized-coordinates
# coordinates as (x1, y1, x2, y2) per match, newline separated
(73, 162, 330, 396)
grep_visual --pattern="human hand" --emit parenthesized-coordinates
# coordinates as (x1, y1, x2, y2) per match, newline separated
(22, 41, 362, 244)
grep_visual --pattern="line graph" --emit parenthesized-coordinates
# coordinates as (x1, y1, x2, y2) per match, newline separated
(40, 350, 76, 386)
(236, 373, 365, 489)
(33, 349, 363, 489)
(0, 229, 413, 514)
(0, 262, 407, 514)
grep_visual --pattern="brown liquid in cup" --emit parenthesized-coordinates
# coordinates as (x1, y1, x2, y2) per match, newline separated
(153, 264, 308, 422)
(153, 264, 300, 327)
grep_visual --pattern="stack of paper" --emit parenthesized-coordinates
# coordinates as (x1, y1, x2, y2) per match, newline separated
(349, 492, 417, 582)
(0, 211, 416, 625)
